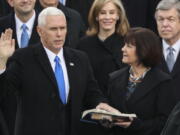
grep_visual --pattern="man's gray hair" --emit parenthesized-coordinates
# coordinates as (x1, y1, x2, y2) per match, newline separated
(38, 7, 66, 26)
(155, 0, 180, 18)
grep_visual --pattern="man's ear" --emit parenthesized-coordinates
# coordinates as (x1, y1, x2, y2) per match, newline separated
(37, 26, 42, 37)
(7, 0, 14, 7)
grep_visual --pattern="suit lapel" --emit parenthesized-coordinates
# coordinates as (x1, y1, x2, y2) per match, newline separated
(28, 13, 39, 46)
(159, 56, 170, 73)
(34, 44, 59, 96)
(109, 67, 129, 112)
(10, 14, 19, 49)
(171, 53, 180, 76)
(63, 48, 77, 103)
(159, 42, 180, 76)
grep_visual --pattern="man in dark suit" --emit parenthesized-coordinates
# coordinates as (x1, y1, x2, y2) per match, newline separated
(0, 7, 115, 135)
(0, 0, 40, 134)
(155, 0, 180, 104)
(0, 110, 9, 135)
(0, 0, 40, 49)
(35, 0, 86, 48)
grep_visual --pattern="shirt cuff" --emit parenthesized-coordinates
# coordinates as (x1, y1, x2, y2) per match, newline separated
(0, 69, 5, 74)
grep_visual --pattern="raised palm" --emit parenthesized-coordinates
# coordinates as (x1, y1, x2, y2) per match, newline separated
(0, 29, 15, 62)
(0, 29, 15, 69)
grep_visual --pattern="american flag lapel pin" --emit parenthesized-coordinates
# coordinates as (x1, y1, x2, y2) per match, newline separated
(69, 62, 74, 66)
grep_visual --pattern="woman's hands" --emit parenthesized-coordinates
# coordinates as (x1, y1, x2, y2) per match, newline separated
(96, 103, 134, 128)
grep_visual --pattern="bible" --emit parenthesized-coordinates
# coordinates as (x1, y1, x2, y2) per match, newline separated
(81, 109, 137, 124)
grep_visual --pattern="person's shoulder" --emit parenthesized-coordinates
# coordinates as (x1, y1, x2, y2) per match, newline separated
(0, 13, 13, 29)
(12, 43, 41, 59)
(151, 67, 172, 82)
(0, 13, 12, 21)
(58, 4, 81, 19)
(65, 6, 81, 18)
(64, 47, 88, 57)
(77, 35, 97, 48)
(109, 66, 129, 81)
(80, 35, 97, 43)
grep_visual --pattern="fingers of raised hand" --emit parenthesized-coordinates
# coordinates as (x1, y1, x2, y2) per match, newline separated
(0, 29, 14, 47)
(0, 28, 13, 41)
(0, 32, 5, 41)
(5, 29, 13, 40)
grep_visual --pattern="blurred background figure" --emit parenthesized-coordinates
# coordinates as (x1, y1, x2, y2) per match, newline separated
(0, 0, 12, 17)
(121, 0, 160, 33)
(108, 27, 175, 135)
(0, 0, 39, 49)
(35, 0, 86, 48)
(77, 0, 129, 97)
(155, 0, 180, 104)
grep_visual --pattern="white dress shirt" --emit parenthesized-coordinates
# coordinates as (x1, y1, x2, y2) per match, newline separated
(162, 39, 180, 61)
(15, 10, 36, 48)
(44, 47, 70, 102)
(0, 69, 5, 74)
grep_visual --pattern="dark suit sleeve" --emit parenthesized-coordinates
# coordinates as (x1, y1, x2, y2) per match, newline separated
(127, 79, 175, 135)
(160, 102, 180, 135)
(0, 109, 9, 135)
(0, 51, 23, 100)
(82, 52, 107, 109)
(0, 52, 23, 135)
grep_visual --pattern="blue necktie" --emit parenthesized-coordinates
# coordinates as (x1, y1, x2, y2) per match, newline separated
(166, 47, 175, 72)
(54, 56, 66, 104)
(21, 24, 29, 48)
(59, 0, 65, 5)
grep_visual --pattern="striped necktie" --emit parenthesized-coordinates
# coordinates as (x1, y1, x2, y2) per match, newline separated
(166, 47, 175, 72)
(20, 24, 29, 48)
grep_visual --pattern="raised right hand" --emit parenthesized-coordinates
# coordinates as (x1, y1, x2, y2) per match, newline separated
(0, 28, 15, 69)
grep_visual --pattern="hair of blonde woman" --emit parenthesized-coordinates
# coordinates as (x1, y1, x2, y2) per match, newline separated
(87, 0, 130, 36)
(38, 7, 66, 26)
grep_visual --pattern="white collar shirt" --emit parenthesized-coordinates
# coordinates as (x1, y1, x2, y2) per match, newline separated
(44, 46, 70, 102)
(163, 39, 180, 62)
(15, 10, 36, 48)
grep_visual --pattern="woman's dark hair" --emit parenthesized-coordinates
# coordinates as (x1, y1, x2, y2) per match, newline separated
(124, 27, 162, 67)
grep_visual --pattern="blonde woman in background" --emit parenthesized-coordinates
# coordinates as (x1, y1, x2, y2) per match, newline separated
(77, 0, 129, 97)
